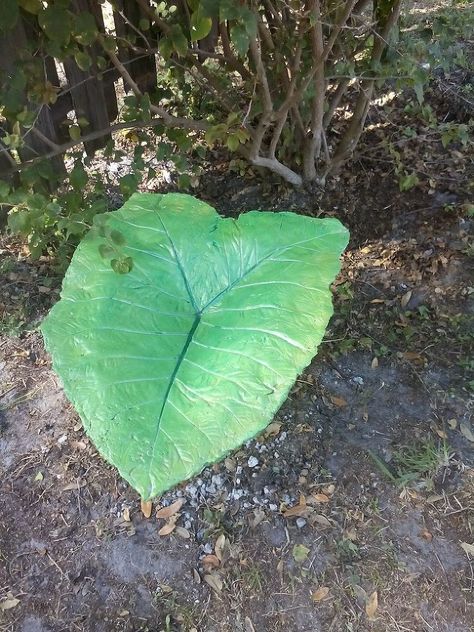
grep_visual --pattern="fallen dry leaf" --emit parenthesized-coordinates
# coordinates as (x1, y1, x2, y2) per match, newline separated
(421, 529, 433, 542)
(460, 542, 474, 556)
(224, 457, 236, 472)
(202, 554, 220, 569)
(215, 534, 226, 561)
(322, 484, 335, 495)
(401, 290, 412, 308)
(353, 584, 368, 606)
(430, 423, 448, 439)
(366, 591, 378, 620)
(460, 422, 474, 443)
(244, 616, 256, 632)
(204, 572, 223, 592)
(330, 394, 348, 408)
(310, 514, 332, 528)
(156, 498, 184, 519)
(283, 502, 308, 518)
(140, 499, 153, 518)
(158, 521, 177, 536)
(250, 508, 266, 528)
(0, 596, 19, 611)
(175, 526, 190, 539)
(71, 440, 87, 450)
(264, 421, 282, 437)
(312, 586, 330, 602)
(122, 507, 131, 522)
(62, 479, 86, 492)
(400, 351, 424, 364)
(308, 493, 330, 504)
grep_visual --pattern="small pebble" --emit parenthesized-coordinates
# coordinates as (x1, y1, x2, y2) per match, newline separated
(296, 518, 307, 529)
(247, 456, 259, 468)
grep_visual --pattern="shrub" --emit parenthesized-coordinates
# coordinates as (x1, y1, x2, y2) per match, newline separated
(0, 1, 472, 261)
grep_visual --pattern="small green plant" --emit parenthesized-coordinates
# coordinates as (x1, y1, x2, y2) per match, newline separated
(154, 588, 197, 632)
(0, 304, 28, 337)
(240, 562, 265, 593)
(370, 440, 452, 488)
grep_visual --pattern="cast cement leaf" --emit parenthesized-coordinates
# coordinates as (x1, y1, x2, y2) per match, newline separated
(41, 193, 348, 498)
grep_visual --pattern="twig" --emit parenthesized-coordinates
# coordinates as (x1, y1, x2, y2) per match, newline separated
(1, 117, 194, 177)
(248, 35, 274, 160)
(105, 46, 209, 132)
(30, 127, 60, 151)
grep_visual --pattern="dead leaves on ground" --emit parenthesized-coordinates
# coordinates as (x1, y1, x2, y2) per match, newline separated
(204, 572, 223, 593)
(140, 499, 153, 518)
(202, 534, 229, 593)
(156, 498, 184, 519)
(366, 590, 379, 620)
(460, 542, 474, 556)
(312, 586, 330, 602)
(139, 497, 187, 537)
(0, 595, 20, 611)
(283, 489, 333, 527)
(155, 498, 185, 536)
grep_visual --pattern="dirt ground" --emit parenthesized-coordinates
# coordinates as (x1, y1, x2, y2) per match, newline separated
(1, 40, 474, 632)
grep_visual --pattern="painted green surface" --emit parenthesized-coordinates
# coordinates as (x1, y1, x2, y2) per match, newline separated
(41, 193, 349, 499)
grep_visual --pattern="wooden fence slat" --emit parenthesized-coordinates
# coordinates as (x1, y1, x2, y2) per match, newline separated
(63, 0, 119, 154)
(63, 58, 112, 155)
(0, 12, 65, 177)
(79, 0, 119, 122)
(45, 57, 73, 145)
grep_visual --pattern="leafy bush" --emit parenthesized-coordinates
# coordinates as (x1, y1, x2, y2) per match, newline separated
(41, 192, 348, 498)
(0, 0, 472, 262)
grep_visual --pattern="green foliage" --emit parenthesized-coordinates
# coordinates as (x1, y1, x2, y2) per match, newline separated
(0, 0, 472, 262)
(41, 193, 348, 498)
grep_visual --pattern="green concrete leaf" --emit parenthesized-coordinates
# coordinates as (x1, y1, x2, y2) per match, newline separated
(41, 193, 348, 499)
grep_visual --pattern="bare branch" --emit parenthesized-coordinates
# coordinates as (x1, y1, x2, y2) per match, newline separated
(115, 7, 152, 50)
(105, 46, 209, 132)
(218, 23, 251, 80)
(303, 0, 326, 182)
(268, 41, 302, 159)
(328, 0, 402, 174)
(30, 127, 60, 151)
(291, 0, 358, 109)
(248, 35, 274, 159)
(2, 117, 184, 176)
(323, 77, 350, 129)
(249, 155, 303, 186)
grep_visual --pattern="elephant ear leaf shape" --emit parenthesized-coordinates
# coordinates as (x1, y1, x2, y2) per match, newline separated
(41, 193, 349, 499)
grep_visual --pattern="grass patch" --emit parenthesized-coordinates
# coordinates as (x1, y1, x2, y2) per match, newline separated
(369, 439, 452, 488)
